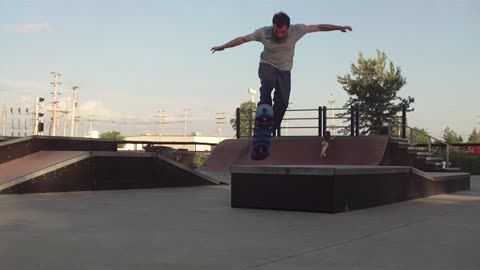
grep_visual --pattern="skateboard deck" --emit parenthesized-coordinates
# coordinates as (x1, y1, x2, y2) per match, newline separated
(251, 104, 274, 160)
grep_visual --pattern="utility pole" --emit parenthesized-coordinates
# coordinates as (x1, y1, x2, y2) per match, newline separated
(34, 99, 38, 135)
(62, 100, 69, 136)
(2, 104, 6, 136)
(87, 115, 95, 133)
(71, 85, 79, 137)
(153, 110, 166, 140)
(74, 116, 80, 137)
(10, 107, 13, 136)
(248, 88, 256, 103)
(50, 72, 62, 136)
(216, 112, 226, 142)
(183, 109, 191, 138)
(24, 108, 28, 136)
(17, 107, 21, 137)
(0, 92, 4, 136)
(329, 93, 336, 135)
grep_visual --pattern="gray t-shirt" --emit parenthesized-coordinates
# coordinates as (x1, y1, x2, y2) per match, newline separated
(252, 24, 309, 71)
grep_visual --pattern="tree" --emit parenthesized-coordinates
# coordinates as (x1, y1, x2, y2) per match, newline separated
(408, 127, 431, 145)
(100, 130, 125, 147)
(337, 49, 414, 135)
(100, 130, 125, 140)
(468, 128, 480, 143)
(442, 126, 463, 144)
(230, 101, 257, 137)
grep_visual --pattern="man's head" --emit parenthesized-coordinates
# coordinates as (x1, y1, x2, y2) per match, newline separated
(272, 11, 290, 40)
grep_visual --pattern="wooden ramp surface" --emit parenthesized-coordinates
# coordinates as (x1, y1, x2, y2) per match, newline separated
(0, 151, 88, 186)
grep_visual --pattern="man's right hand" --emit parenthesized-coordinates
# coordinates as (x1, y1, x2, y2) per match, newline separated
(211, 46, 225, 54)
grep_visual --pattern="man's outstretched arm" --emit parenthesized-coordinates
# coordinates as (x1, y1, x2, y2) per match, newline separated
(211, 34, 254, 54)
(307, 24, 352, 33)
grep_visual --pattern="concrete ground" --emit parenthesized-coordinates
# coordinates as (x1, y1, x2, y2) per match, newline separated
(1, 176, 479, 270)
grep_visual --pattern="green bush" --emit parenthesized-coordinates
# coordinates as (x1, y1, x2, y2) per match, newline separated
(443, 151, 480, 175)
(194, 154, 209, 168)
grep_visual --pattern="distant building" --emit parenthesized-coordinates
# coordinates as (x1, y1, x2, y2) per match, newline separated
(85, 130, 99, 139)
(121, 133, 233, 152)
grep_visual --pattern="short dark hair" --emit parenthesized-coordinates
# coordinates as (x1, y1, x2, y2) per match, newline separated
(272, 11, 290, 28)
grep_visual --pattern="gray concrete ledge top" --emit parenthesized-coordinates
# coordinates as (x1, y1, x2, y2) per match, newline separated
(231, 165, 412, 176)
(411, 167, 470, 181)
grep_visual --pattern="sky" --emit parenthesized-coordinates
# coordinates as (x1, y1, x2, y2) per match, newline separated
(0, 0, 479, 139)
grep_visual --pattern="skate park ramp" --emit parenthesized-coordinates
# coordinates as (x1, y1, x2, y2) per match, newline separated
(0, 136, 222, 194)
(0, 151, 90, 191)
(197, 136, 391, 182)
(197, 135, 470, 212)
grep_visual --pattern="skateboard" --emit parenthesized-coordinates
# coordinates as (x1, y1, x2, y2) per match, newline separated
(251, 104, 274, 160)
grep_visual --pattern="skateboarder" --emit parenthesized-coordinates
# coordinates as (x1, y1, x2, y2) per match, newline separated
(211, 11, 352, 135)
(320, 130, 335, 158)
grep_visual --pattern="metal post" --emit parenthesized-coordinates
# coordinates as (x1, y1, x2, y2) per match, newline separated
(318, 106, 322, 136)
(355, 104, 360, 136)
(71, 85, 78, 137)
(401, 104, 407, 139)
(350, 106, 354, 136)
(248, 109, 253, 137)
(34, 97, 39, 135)
(446, 145, 450, 168)
(236, 107, 241, 139)
(410, 128, 414, 145)
(322, 106, 327, 137)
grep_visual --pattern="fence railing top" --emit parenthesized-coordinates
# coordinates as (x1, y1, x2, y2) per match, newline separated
(406, 126, 453, 148)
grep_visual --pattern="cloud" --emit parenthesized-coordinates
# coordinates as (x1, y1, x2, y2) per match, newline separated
(0, 78, 47, 95)
(77, 100, 116, 119)
(0, 23, 53, 33)
(14, 23, 54, 33)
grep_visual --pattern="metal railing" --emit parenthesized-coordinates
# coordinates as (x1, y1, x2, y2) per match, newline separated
(235, 104, 408, 139)
(237, 105, 360, 138)
(406, 126, 453, 168)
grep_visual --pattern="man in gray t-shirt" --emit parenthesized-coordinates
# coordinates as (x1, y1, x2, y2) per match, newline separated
(211, 12, 352, 135)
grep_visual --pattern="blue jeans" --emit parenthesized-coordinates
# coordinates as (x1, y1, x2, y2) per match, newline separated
(257, 63, 291, 132)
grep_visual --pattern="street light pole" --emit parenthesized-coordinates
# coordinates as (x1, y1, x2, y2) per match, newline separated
(285, 102, 293, 136)
(248, 88, 256, 103)
(71, 85, 79, 137)
(328, 93, 336, 135)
